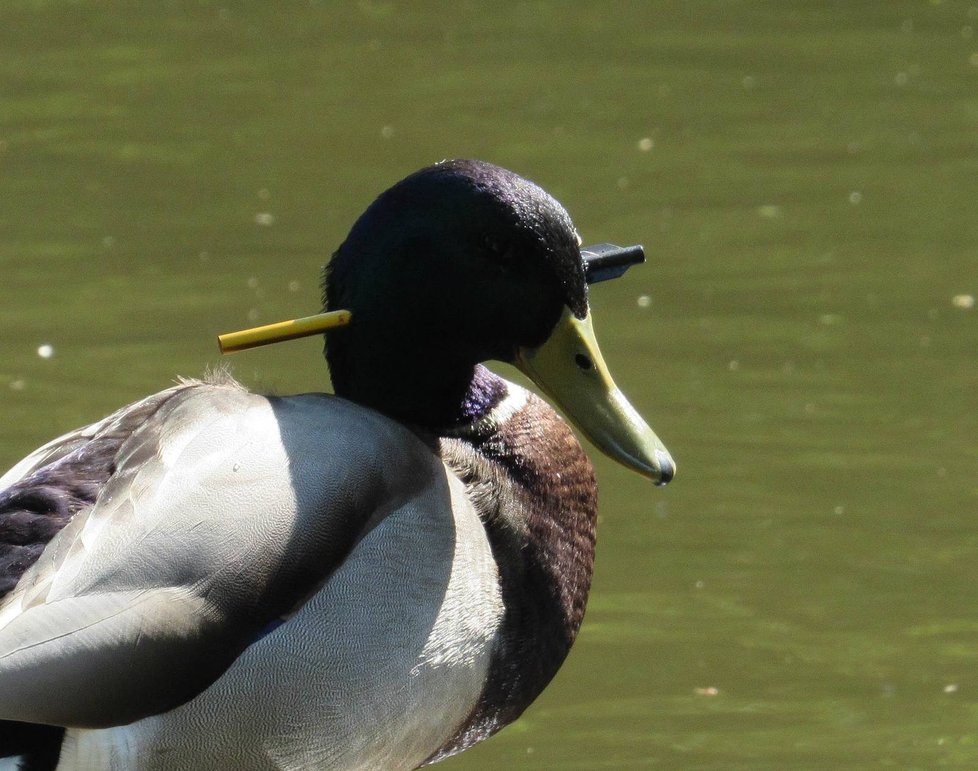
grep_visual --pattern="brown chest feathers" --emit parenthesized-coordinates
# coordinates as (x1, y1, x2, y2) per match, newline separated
(428, 386, 598, 762)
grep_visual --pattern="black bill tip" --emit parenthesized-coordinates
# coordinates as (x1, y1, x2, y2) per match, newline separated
(653, 449, 675, 487)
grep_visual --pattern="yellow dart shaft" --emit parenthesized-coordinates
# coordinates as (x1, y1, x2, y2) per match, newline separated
(218, 310, 352, 353)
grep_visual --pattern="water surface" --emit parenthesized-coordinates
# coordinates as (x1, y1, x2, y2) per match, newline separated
(2, 2, 976, 767)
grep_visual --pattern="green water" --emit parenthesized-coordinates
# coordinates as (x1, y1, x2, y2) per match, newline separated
(2, 2, 977, 767)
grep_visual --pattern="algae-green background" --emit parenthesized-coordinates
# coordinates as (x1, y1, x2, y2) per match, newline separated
(2, 2, 977, 767)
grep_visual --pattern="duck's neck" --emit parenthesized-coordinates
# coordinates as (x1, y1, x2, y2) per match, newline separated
(328, 330, 502, 429)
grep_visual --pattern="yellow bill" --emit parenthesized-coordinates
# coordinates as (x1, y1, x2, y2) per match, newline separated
(514, 308, 675, 485)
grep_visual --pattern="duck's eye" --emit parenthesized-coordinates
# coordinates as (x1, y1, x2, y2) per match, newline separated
(575, 353, 593, 371)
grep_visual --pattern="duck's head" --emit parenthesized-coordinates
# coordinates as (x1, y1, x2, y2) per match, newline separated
(321, 159, 675, 485)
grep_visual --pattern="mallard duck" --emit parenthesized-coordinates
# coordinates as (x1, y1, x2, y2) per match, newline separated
(0, 159, 674, 770)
